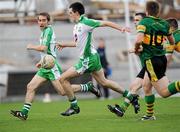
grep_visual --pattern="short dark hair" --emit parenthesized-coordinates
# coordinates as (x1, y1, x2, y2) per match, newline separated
(166, 18, 178, 30)
(146, 1, 160, 17)
(69, 2, 85, 15)
(38, 12, 50, 22)
(135, 12, 146, 19)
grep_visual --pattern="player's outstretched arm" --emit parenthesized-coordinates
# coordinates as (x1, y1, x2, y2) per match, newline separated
(27, 44, 47, 52)
(100, 21, 130, 33)
(56, 41, 76, 51)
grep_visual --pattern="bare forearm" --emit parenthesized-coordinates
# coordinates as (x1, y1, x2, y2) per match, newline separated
(100, 21, 123, 31)
(57, 41, 76, 47)
(27, 44, 47, 52)
(134, 33, 144, 54)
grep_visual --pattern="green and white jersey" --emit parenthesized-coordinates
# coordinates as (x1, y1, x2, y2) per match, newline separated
(38, 25, 62, 80)
(40, 25, 56, 58)
(73, 15, 101, 58)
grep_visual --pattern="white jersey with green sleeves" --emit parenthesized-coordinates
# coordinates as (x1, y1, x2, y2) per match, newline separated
(73, 15, 101, 57)
(37, 25, 62, 80)
(73, 15, 102, 74)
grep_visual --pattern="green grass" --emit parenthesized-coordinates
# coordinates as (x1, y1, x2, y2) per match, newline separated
(0, 97, 180, 132)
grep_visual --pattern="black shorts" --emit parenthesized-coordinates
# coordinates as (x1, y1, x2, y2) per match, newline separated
(136, 67, 145, 79)
(144, 55, 167, 82)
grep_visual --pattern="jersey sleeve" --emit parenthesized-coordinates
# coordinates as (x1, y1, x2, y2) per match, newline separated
(83, 18, 101, 30)
(42, 28, 52, 46)
(137, 20, 146, 33)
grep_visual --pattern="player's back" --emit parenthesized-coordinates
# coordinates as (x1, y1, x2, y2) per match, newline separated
(137, 16, 171, 63)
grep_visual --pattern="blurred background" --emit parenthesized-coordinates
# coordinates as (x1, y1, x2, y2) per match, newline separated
(0, 0, 180, 102)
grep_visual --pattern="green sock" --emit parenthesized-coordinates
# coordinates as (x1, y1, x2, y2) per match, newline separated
(123, 90, 133, 101)
(145, 94, 155, 117)
(80, 82, 93, 92)
(123, 90, 128, 97)
(168, 81, 180, 94)
(120, 91, 133, 112)
(70, 97, 78, 109)
(21, 103, 32, 115)
(120, 102, 130, 112)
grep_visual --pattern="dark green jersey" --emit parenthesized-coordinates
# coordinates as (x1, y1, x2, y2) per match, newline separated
(137, 16, 172, 66)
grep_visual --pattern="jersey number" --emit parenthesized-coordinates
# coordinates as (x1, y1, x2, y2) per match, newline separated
(150, 32, 164, 46)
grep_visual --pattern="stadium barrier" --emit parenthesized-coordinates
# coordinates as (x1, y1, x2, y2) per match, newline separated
(7, 71, 92, 96)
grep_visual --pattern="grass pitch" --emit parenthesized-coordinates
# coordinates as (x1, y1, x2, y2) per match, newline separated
(0, 97, 180, 132)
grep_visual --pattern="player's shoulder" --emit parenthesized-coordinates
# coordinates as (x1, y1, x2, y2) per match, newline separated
(44, 25, 53, 33)
(138, 17, 151, 25)
(79, 15, 100, 27)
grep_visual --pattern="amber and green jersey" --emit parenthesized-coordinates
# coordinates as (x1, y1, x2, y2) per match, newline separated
(137, 16, 172, 66)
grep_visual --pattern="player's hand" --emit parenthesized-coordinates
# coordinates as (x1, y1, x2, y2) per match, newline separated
(27, 44, 33, 50)
(56, 42, 64, 51)
(129, 45, 143, 54)
(36, 62, 41, 68)
(128, 48, 135, 53)
(134, 45, 143, 55)
(121, 27, 131, 33)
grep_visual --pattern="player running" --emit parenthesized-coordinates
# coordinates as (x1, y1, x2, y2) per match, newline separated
(56, 2, 139, 116)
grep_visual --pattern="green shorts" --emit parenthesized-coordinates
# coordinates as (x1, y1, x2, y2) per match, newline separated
(37, 59, 62, 81)
(74, 53, 102, 74)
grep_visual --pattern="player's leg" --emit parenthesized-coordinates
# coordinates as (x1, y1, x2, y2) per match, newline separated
(145, 55, 180, 97)
(152, 76, 180, 97)
(141, 73, 156, 120)
(11, 75, 47, 120)
(92, 69, 137, 116)
(107, 68, 145, 116)
(52, 80, 101, 97)
(59, 67, 81, 116)
(51, 60, 100, 97)
(129, 77, 142, 94)
(129, 67, 145, 94)
(143, 56, 180, 120)
(51, 80, 66, 95)
(92, 69, 125, 94)
(127, 68, 146, 113)
(103, 73, 110, 99)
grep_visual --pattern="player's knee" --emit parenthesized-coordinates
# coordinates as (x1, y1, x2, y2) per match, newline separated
(59, 77, 65, 84)
(100, 80, 109, 87)
(159, 93, 169, 98)
(59, 76, 69, 83)
(157, 89, 170, 98)
(60, 92, 66, 96)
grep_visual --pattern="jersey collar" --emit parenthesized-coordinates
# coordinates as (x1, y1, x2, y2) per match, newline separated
(42, 25, 50, 31)
(78, 15, 85, 22)
(148, 15, 159, 20)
